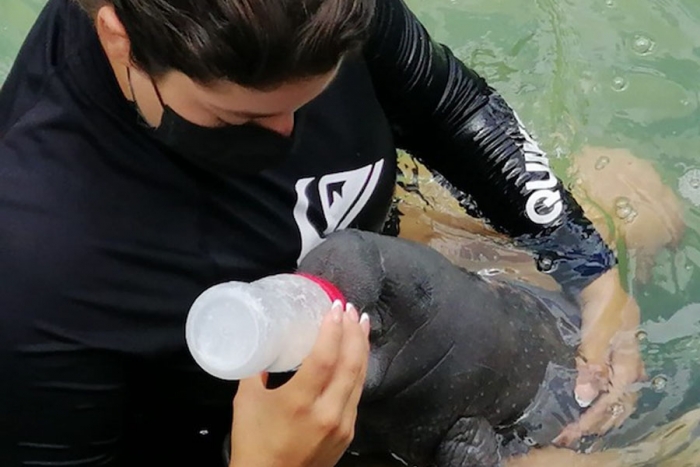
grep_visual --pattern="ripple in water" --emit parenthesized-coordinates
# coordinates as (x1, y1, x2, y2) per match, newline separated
(678, 169, 700, 206)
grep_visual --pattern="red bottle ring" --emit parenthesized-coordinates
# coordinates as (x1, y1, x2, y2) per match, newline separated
(296, 273, 346, 308)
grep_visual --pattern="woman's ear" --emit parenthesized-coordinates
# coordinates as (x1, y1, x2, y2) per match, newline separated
(94, 5, 132, 67)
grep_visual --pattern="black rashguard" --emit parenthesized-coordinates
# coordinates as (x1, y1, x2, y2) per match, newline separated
(0, 0, 614, 465)
(363, 0, 616, 293)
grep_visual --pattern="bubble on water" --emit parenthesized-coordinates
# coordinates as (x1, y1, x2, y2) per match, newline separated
(524, 437, 538, 447)
(678, 169, 700, 206)
(605, 0, 614, 6)
(536, 255, 555, 273)
(610, 403, 625, 417)
(478, 268, 505, 277)
(651, 375, 668, 392)
(632, 35, 655, 55)
(595, 156, 610, 170)
(636, 330, 648, 342)
(614, 197, 638, 222)
(615, 197, 631, 208)
(611, 76, 628, 92)
(624, 208, 638, 223)
(616, 204, 633, 218)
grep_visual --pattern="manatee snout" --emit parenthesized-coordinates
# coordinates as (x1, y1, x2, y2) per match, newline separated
(297, 230, 396, 395)
(298, 230, 384, 313)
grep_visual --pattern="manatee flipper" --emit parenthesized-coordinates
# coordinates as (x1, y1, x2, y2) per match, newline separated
(436, 417, 502, 467)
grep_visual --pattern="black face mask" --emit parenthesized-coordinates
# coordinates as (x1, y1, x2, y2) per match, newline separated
(127, 68, 301, 175)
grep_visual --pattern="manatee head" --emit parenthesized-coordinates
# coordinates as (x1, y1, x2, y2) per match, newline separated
(298, 229, 447, 397)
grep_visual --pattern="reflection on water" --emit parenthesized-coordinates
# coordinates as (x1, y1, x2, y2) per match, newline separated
(2, 0, 700, 465)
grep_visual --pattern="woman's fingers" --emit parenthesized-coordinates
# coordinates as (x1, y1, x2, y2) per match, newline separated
(229, 303, 370, 467)
(290, 300, 346, 398)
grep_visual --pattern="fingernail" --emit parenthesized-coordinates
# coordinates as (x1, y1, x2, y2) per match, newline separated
(346, 303, 359, 323)
(575, 394, 592, 408)
(360, 313, 370, 335)
(331, 300, 343, 323)
(575, 384, 596, 408)
(574, 382, 599, 409)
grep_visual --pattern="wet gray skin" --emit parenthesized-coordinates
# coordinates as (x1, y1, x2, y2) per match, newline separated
(298, 229, 582, 467)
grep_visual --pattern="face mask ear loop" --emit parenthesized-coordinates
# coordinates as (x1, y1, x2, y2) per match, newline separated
(126, 66, 138, 103)
(127, 67, 166, 129)
(127, 65, 166, 110)
(149, 75, 167, 109)
(127, 66, 166, 111)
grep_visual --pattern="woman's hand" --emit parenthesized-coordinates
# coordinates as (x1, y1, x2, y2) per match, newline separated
(229, 302, 371, 467)
(554, 268, 645, 446)
(505, 446, 621, 467)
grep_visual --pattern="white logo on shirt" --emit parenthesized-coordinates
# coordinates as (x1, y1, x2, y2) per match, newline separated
(514, 112, 564, 225)
(293, 159, 385, 264)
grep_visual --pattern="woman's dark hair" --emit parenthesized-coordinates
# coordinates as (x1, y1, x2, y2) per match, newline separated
(76, 0, 376, 88)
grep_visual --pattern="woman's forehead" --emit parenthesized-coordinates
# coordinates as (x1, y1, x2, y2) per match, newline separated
(185, 67, 341, 115)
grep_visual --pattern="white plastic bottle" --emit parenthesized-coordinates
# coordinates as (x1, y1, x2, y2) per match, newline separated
(185, 273, 345, 380)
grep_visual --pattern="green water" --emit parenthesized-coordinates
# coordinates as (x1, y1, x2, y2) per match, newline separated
(2, 0, 700, 462)
(404, 0, 700, 450)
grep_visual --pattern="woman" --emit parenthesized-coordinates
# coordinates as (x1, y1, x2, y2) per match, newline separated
(0, 0, 642, 465)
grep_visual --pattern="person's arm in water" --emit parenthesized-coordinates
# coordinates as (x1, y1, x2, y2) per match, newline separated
(362, 0, 643, 441)
(229, 302, 370, 467)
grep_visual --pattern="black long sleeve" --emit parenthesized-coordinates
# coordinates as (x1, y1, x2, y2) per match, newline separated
(363, 0, 617, 295)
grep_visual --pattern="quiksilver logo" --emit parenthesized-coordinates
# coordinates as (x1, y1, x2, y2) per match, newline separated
(514, 113, 564, 225)
(293, 159, 385, 264)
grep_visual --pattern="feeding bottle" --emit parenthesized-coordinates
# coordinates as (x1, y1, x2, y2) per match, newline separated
(185, 273, 345, 380)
